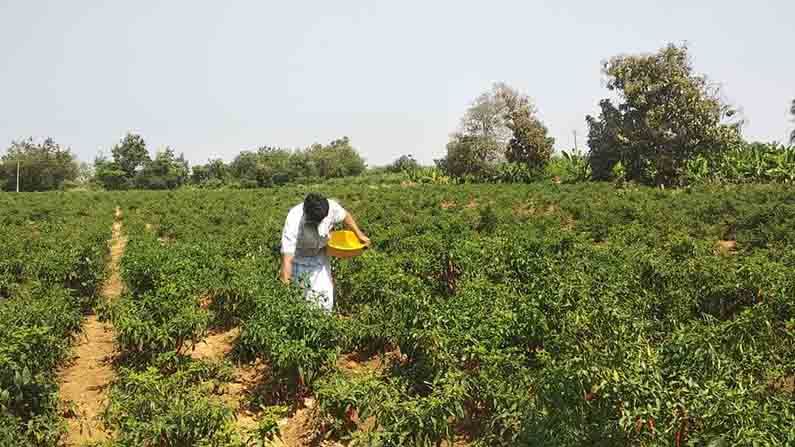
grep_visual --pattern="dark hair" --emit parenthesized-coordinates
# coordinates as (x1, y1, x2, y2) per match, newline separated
(303, 193, 329, 224)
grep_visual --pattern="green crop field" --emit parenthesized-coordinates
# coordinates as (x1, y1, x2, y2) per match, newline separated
(2, 183, 795, 446)
(0, 192, 114, 444)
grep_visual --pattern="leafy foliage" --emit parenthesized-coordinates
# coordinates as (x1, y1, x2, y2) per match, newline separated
(191, 158, 229, 187)
(0, 193, 113, 445)
(501, 88, 555, 171)
(135, 147, 189, 190)
(237, 282, 345, 394)
(98, 183, 795, 446)
(225, 137, 366, 189)
(7, 182, 795, 445)
(683, 142, 795, 184)
(112, 133, 151, 178)
(102, 359, 236, 446)
(439, 134, 501, 178)
(0, 138, 79, 191)
(96, 133, 189, 190)
(560, 149, 592, 182)
(438, 83, 554, 180)
(385, 155, 420, 173)
(586, 43, 743, 185)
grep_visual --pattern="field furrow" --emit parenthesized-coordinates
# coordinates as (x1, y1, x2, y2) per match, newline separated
(59, 207, 126, 446)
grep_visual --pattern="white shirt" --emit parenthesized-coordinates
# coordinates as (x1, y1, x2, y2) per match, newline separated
(281, 199, 347, 266)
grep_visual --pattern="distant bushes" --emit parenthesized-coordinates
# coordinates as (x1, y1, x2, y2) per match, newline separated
(386, 154, 420, 173)
(382, 151, 590, 186)
(192, 136, 366, 189)
(89, 134, 367, 190)
(94, 134, 189, 191)
(0, 138, 79, 191)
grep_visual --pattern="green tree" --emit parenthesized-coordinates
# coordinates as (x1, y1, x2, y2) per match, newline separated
(438, 84, 510, 178)
(441, 134, 501, 178)
(206, 158, 227, 181)
(112, 133, 150, 177)
(255, 147, 294, 186)
(387, 154, 420, 173)
(136, 147, 189, 189)
(191, 159, 228, 185)
(77, 162, 94, 185)
(0, 138, 78, 191)
(301, 137, 365, 179)
(229, 151, 259, 182)
(226, 138, 365, 187)
(288, 150, 316, 178)
(191, 164, 210, 184)
(94, 155, 129, 190)
(586, 43, 742, 185)
(440, 83, 552, 178)
(499, 87, 555, 171)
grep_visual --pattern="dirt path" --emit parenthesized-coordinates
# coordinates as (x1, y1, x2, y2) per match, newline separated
(190, 327, 269, 438)
(271, 353, 392, 447)
(276, 401, 321, 447)
(190, 327, 240, 361)
(190, 329, 341, 446)
(59, 207, 126, 446)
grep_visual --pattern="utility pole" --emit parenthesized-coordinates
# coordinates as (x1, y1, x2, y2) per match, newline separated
(16, 160, 20, 193)
(573, 130, 579, 152)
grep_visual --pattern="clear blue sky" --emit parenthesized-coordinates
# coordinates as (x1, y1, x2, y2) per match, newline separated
(1, 0, 792, 166)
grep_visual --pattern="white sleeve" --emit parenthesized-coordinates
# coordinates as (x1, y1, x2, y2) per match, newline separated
(281, 209, 299, 255)
(328, 199, 348, 224)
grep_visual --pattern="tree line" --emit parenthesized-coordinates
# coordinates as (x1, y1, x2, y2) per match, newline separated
(0, 135, 366, 191)
(92, 134, 365, 190)
(2, 42, 794, 191)
(431, 43, 795, 186)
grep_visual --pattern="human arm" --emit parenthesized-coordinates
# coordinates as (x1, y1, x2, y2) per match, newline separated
(327, 199, 371, 247)
(280, 254, 294, 284)
(280, 207, 299, 284)
(343, 212, 371, 247)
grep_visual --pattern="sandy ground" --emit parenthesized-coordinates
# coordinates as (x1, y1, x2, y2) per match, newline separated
(58, 207, 126, 446)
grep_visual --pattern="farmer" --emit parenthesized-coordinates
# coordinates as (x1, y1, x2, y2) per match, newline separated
(280, 193, 370, 311)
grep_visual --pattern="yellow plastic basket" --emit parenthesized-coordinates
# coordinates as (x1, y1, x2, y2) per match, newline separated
(327, 230, 366, 258)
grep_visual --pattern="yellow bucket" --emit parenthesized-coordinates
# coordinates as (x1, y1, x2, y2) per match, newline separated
(327, 230, 366, 258)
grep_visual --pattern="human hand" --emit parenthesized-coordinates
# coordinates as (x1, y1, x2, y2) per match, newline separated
(280, 275, 290, 285)
(357, 234, 372, 247)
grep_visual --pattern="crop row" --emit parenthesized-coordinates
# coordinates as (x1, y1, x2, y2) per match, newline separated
(55, 183, 795, 445)
(327, 183, 795, 445)
(0, 193, 115, 445)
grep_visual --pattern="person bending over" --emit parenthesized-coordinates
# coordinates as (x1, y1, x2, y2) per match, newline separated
(279, 193, 370, 311)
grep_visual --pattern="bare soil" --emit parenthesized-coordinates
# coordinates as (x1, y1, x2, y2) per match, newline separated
(220, 359, 270, 437)
(59, 207, 126, 446)
(271, 351, 395, 447)
(275, 397, 343, 447)
(190, 327, 240, 361)
(277, 400, 320, 447)
(189, 326, 273, 437)
(337, 351, 386, 374)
